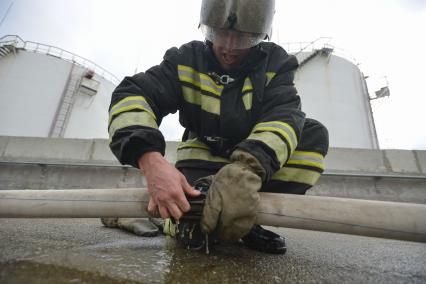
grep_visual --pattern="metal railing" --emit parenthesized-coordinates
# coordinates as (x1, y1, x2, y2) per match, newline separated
(0, 35, 120, 85)
(0, 34, 361, 85)
(280, 37, 332, 55)
(280, 37, 360, 65)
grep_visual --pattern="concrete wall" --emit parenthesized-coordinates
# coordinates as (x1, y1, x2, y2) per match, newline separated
(1, 137, 424, 175)
(1, 136, 425, 203)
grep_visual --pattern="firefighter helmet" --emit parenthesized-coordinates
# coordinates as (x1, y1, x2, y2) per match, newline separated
(200, 0, 275, 49)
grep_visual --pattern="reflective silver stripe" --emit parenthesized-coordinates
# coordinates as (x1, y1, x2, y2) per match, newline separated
(253, 121, 297, 152)
(181, 86, 221, 115)
(290, 152, 323, 164)
(108, 112, 158, 139)
(287, 151, 325, 170)
(110, 98, 153, 114)
(109, 96, 156, 123)
(247, 131, 289, 167)
(178, 65, 223, 96)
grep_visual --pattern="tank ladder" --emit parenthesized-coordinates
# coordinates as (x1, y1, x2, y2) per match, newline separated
(49, 64, 84, 138)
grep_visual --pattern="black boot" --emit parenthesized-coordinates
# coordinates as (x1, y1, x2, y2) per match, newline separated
(241, 225, 287, 254)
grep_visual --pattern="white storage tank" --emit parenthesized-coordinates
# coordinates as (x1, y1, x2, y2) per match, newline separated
(0, 35, 117, 139)
(291, 47, 379, 149)
(0, 35, 380, 149)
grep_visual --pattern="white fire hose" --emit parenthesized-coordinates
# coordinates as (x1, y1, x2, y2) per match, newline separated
(0, 188, 425, 243)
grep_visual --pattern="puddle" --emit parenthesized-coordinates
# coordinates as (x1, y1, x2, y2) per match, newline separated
(0, 261, 142, 284)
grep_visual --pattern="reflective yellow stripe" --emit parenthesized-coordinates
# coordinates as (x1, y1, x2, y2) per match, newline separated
(109, 96, 155, 123)
(266, 72, 276, 86)
(271, 167, 321, 186)
(108, 112, 158, 139)
(178, 143, 209, 151)
(253, 121, 297, 152)
(287, 150, 325, 171)
(178, 138, 210, 151)
(242, 92, 253, 110)
(177, 147, 230, 163)
(242, 77, 253, 93)
(247, 132, 289, 167)
(178, 65, 224, 96)
(110, 96, 151, 112)
(182, 86, 221, 115)
(109, 105, 155, 124)
(177, 138, 229, 163)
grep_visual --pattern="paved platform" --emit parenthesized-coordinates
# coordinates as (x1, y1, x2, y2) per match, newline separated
(1, 219, 425, 283)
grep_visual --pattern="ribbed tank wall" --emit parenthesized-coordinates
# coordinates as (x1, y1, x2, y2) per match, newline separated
(294, 52, 378, 149)
(0, 51, 72, 136)
(0, 50, 115, 139)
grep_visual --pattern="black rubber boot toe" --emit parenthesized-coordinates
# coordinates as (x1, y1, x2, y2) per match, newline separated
(241, 225, 287, 254)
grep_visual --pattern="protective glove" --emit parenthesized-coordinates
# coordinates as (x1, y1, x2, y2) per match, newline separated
(101, 217, 164, 237)
(200, 149, 266, 241)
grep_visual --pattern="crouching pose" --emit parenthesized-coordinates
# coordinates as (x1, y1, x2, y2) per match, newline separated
(102, 0, 329, 254)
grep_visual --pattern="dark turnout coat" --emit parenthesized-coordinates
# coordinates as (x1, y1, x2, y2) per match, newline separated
(108, 40, 309, 181)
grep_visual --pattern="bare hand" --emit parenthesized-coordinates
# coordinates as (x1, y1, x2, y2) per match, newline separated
(138, 152, 200, 220)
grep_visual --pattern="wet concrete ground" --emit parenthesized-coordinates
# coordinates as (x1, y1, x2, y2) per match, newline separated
(1, 219, 425, 283)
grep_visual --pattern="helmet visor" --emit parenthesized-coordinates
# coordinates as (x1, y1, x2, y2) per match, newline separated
(201, 24, 265, 50)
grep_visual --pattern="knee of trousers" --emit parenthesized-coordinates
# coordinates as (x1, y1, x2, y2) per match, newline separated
(264, 119, 329, 193)
(298, 118, 329, 156)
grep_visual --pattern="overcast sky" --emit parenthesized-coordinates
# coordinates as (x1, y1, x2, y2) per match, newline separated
(1, 0, 425, 149)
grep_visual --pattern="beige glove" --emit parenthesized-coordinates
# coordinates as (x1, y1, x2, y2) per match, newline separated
(101, 217, 164, 237)
(200, 149, 265, 241)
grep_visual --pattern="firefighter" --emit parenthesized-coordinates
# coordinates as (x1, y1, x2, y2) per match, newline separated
(102, 0, 329, 254)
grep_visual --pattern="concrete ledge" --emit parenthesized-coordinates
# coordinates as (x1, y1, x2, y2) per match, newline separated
(384, 150, 422, 173)
(0, 136, 120, 165)
(324, 148, 387, 173)
(414, 150, 426, 174)
(1, 136, 425, 202)
(90, 139, 117, 162)
(1, 136, 426, 175)
(0, 163, 145, 190)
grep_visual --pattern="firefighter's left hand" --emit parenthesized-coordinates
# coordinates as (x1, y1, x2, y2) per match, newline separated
(200, 150, 265, 241)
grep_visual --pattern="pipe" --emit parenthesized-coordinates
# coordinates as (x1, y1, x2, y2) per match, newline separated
(0, 188, 149, 218)
(1, 188, 425, 243)
(258, 193, 426, 243)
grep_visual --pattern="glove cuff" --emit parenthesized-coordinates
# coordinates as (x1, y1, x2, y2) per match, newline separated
(230, 149, 267, 181)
